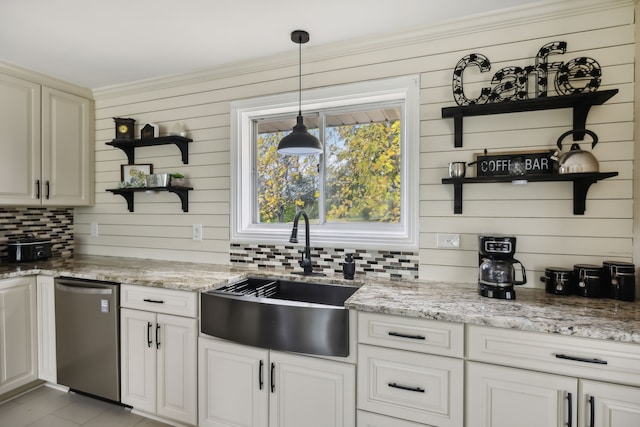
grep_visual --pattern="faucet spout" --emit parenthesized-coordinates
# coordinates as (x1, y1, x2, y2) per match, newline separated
(290, 210, 313, 275)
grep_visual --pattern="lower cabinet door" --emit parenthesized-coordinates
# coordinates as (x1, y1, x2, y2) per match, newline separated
(358, 344, 463, 427)
(270, 350, 356, 427)
(466, 362, 577, 427)
(580, 380, 640, 427)
(198, 337, 269, 427)
(120, 308, 157, 413)
(0, 276, 37, 395)
(156, 313, 197, 425)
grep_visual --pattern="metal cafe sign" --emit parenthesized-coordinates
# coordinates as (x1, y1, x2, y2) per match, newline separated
(452, 41, 602, 106)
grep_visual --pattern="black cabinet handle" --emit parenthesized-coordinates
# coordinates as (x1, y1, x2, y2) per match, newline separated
(388, 331, 426, 340)
(567, 392, 573, 427)
(156, 323, 161, 349)
(35, 179, 40, 199)
(259, 360, 264, 390)
(45, 180, 50, 199)
(143, 298, 165, 304)
(388, 382, 425, 393)
(589, 396, 595, 427)
(147, 322, 152, 348)
(555, 354, 607, 365)
(270, 363, 275, 393)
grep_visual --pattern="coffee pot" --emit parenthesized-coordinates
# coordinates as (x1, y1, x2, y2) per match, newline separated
(478, 235, 527, 299)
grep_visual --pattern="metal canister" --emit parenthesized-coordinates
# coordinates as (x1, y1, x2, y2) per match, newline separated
(543, 267, 574, 295)
(603, 261, 635, 302)
(573, 264, 604, 298)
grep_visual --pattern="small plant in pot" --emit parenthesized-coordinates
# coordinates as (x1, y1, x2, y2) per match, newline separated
(170, 173, 188, 187)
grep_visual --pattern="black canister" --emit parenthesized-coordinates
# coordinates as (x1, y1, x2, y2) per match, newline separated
(573, 264, 604, 298)
(542, 267, 574, 295)
(603, 261, 635, 302)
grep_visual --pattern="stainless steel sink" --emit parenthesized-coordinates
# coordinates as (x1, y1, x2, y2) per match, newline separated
(200, 277, 358, 357)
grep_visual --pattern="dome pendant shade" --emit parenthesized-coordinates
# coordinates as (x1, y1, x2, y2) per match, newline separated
(277, 30, 323, 155)
(277, 114, 323, 155)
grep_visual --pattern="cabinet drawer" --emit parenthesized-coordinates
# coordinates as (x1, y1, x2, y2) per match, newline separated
(357, 344, 463, 427)
(358, 312, 463, 357)
(120, 284, 197, 317)
(467, 325, 640, 387)
(358, 410, 429, 427)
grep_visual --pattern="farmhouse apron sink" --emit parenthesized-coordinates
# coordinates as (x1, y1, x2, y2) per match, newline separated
(200, 277, 358, 357)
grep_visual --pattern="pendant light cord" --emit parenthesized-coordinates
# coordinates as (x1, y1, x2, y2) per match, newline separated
(298, 37, 302, 116)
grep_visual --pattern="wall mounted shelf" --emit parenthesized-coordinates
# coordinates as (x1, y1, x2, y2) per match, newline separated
(106, 187, 193, 212)
(106, 136, 193, 164)
(441, 172, 617, 215)
(441, 89, 618, 148)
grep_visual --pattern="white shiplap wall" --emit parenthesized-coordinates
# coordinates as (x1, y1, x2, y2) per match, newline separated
(77, 0, 635, 286)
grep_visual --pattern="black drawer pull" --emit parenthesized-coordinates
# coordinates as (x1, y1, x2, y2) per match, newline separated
(388, 331, 426, 340)
(143, 298, 165, 304)
(555, 354, 607, 365)
(388, 382, 425, 393)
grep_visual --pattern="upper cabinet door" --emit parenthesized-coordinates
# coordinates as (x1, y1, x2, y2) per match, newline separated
(41, 86, 94, 206)
(0, 73, 41, 205)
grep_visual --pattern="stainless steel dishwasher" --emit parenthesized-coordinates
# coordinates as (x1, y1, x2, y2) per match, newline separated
(55, 277, 120, 402)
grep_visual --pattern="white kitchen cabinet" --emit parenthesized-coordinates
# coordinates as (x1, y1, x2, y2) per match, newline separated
(36, 275, 56, 383)
(120, 285, 197, 426)
(356, 312, 464, 427)
(466, 325, 640, 427)
(580, 380, 640, 427)
(0, 72, 93, 206)
(466, 362, 577, 427)
(0, 276, 37, 395)
(199, 336, 356, 427)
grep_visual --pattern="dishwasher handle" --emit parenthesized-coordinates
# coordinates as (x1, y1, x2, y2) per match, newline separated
(55, 279, 115, 295)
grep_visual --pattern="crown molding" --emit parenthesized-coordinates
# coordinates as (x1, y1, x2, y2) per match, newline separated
(0, 60, 93, 99)
(93, 0, 634, 100)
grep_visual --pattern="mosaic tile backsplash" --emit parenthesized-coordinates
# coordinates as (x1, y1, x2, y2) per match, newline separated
(0, 207, 74, 260)
(230, 243, 419, 280)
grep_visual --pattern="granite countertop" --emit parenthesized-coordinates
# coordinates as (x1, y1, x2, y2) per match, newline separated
(0, 255, 244, 291)
(1, 255, 639, 344)
(346, 280, 640, 344)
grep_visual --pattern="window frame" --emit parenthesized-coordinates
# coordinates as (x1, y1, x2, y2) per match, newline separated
(230, 75, 419, 249)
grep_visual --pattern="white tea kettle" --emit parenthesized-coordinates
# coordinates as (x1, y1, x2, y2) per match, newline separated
(553, 129, 599, 174)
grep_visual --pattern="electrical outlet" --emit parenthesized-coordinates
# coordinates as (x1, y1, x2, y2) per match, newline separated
(90, 223, 99, 237)
(437, 233, 460, 248)
(192, 224, 203, 241)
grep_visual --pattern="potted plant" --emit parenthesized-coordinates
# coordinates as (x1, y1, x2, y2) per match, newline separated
(170, 173, 187, 187)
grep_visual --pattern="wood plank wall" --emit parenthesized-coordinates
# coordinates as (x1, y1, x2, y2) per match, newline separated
(78, 0, 635, 286)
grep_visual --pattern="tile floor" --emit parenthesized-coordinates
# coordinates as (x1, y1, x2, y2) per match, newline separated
(0, 385, 171, 427)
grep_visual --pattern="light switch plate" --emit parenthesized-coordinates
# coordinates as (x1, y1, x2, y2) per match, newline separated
(90, 223, 99, 237)
(192, 224, 203, 241)
(437, 233, 460, 248)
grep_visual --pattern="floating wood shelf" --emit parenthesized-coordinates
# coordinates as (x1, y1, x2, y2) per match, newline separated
(106, 136, 193, 164)
(106, 187, 194, 212)
(441, 90, 618, 148)
(441, 172, 618, 215)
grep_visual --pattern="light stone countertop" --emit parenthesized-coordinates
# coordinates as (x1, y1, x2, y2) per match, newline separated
(1, 255, 638, 344)
(346, 280, 640, 344)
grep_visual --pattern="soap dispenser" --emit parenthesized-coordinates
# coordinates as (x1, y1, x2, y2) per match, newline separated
(343, 253, 355, 280)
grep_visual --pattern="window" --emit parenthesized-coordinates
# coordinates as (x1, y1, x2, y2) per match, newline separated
(231, 76, 419, 249)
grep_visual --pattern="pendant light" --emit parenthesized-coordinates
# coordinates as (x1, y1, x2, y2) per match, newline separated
(277, 30, 323, 155)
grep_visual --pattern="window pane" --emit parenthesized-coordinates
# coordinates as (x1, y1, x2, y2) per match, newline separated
(255, 117, 320, 223)
(325, 107, 401, 223)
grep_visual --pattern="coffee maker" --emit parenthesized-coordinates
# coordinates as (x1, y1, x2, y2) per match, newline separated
(478, 235, 527, 299)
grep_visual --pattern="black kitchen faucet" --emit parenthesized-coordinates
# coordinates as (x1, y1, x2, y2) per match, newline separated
(289, 210, 314, 275)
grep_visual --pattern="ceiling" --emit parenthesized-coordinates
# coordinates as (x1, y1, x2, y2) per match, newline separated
(0, 0, 547, 90)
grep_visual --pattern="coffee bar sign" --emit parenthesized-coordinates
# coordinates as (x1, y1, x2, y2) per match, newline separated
(452, 41, 602, 106)
(473, 150, 554, 177)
